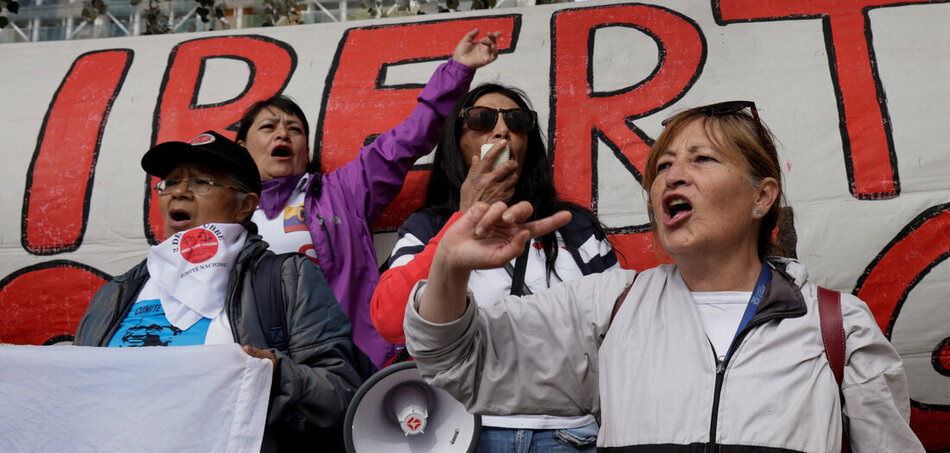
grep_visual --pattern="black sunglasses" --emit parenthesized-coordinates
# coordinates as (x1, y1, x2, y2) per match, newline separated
(459, 106, 538, 133)
(662, 100, 773, 152)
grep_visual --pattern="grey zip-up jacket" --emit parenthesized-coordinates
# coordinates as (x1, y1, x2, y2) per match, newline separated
(405, 258, 923, 452)
(75, 234, 363, 449)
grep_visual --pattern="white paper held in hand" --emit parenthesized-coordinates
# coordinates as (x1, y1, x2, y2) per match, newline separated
(480, 143, 510, 170)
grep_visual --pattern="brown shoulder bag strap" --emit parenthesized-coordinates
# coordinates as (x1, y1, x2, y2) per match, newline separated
(817, 286, 845, 385)
(817, 286, 850, 453)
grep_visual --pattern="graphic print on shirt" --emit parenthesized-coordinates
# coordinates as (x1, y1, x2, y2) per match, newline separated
(283, 203, 308, 233)
(107, 298, 210, 347)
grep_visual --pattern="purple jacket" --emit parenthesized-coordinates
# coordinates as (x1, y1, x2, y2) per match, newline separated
(259, 59, 475, 368)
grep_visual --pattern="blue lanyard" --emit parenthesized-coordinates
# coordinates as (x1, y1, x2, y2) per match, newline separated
(725, 262, 772, 360)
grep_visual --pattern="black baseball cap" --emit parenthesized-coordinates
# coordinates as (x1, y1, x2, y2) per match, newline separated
(141, 130, 262, 195)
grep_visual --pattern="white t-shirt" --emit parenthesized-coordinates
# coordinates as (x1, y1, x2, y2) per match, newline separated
(252, 174, 317, 262)
(691, 291, 751, 361)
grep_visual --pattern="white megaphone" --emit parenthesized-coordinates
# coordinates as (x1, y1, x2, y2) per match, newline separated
(344, 360, 481, 452)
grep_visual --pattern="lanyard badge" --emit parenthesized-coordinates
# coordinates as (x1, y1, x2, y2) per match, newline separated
(725, 262, 772, 361)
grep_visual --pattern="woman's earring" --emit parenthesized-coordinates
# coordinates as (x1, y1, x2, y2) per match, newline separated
(755, 208, 763, 217)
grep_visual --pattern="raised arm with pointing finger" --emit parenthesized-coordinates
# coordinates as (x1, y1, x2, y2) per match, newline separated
(419, 201, 572, 322)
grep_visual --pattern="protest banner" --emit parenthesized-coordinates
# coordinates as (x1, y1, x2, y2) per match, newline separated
(1, 1, 948, 447)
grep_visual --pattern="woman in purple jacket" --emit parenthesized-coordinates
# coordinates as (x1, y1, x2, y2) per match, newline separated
(235, 29, 499, 368)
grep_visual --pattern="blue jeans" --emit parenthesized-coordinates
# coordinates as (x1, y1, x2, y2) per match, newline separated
(476, 422, 598, 453)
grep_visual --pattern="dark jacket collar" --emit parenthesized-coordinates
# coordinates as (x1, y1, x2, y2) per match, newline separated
(112, 258, 150, 284)
(748, 260, 808, 327)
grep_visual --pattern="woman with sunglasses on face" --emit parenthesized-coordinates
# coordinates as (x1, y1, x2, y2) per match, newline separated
(371, 84, 618, 452)
(234, 29, 500, 370)
(401, 101, 923, 452)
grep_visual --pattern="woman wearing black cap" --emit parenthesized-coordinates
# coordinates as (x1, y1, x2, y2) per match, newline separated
(74, 131, 363, 451)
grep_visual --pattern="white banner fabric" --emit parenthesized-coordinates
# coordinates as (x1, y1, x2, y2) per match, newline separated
(0, 344, 272, 452)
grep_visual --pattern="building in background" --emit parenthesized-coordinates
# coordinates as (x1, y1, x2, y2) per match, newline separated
(0, 0, 563, 43)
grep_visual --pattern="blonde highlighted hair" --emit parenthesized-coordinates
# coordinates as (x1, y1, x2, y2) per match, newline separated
(643, 101, 787, 260)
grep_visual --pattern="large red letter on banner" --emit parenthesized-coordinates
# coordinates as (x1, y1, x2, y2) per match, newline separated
(146, 35, 296, 242)
(22, 49, 133, 254)
(855, 203, 950, 450)
(0, 262, 110, 344)
(318, 17, 518, 230)
(716, 0, 944, 199)
(551, 4, 705, 269)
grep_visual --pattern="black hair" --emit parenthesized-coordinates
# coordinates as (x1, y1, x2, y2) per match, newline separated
(236, 94, 323, 198)
(425, 83, 609, 282)
(237, 95, 310, 143)
(212, 167, 258, 227)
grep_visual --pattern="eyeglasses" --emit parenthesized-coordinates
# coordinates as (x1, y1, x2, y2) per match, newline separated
(154, 177, 243, 195)
(459, 106, 538, 133)
(662, 100, 773, 153)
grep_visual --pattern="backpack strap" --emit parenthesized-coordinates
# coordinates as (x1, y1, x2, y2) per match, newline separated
(255, 253, 380, 380)
(253, 253, 292, 355)
(509, 243, 532, 296)
(817, 286, 850, 453)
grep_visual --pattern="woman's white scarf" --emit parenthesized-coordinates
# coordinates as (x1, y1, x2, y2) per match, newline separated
(146, 223, 247, 330)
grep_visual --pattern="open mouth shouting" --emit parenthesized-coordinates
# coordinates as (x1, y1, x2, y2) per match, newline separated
(271, 145, 293, 160)
(167, 208, 194, 231)
(662, 194, 693, 227)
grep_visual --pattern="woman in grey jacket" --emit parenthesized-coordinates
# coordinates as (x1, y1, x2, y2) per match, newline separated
(74, 131, 362, 452)
(403, 102, 924, 452)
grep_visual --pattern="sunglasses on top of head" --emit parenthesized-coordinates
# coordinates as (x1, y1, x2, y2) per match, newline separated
(662, 100, 773, 153)
(459, 106, 538, 134)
